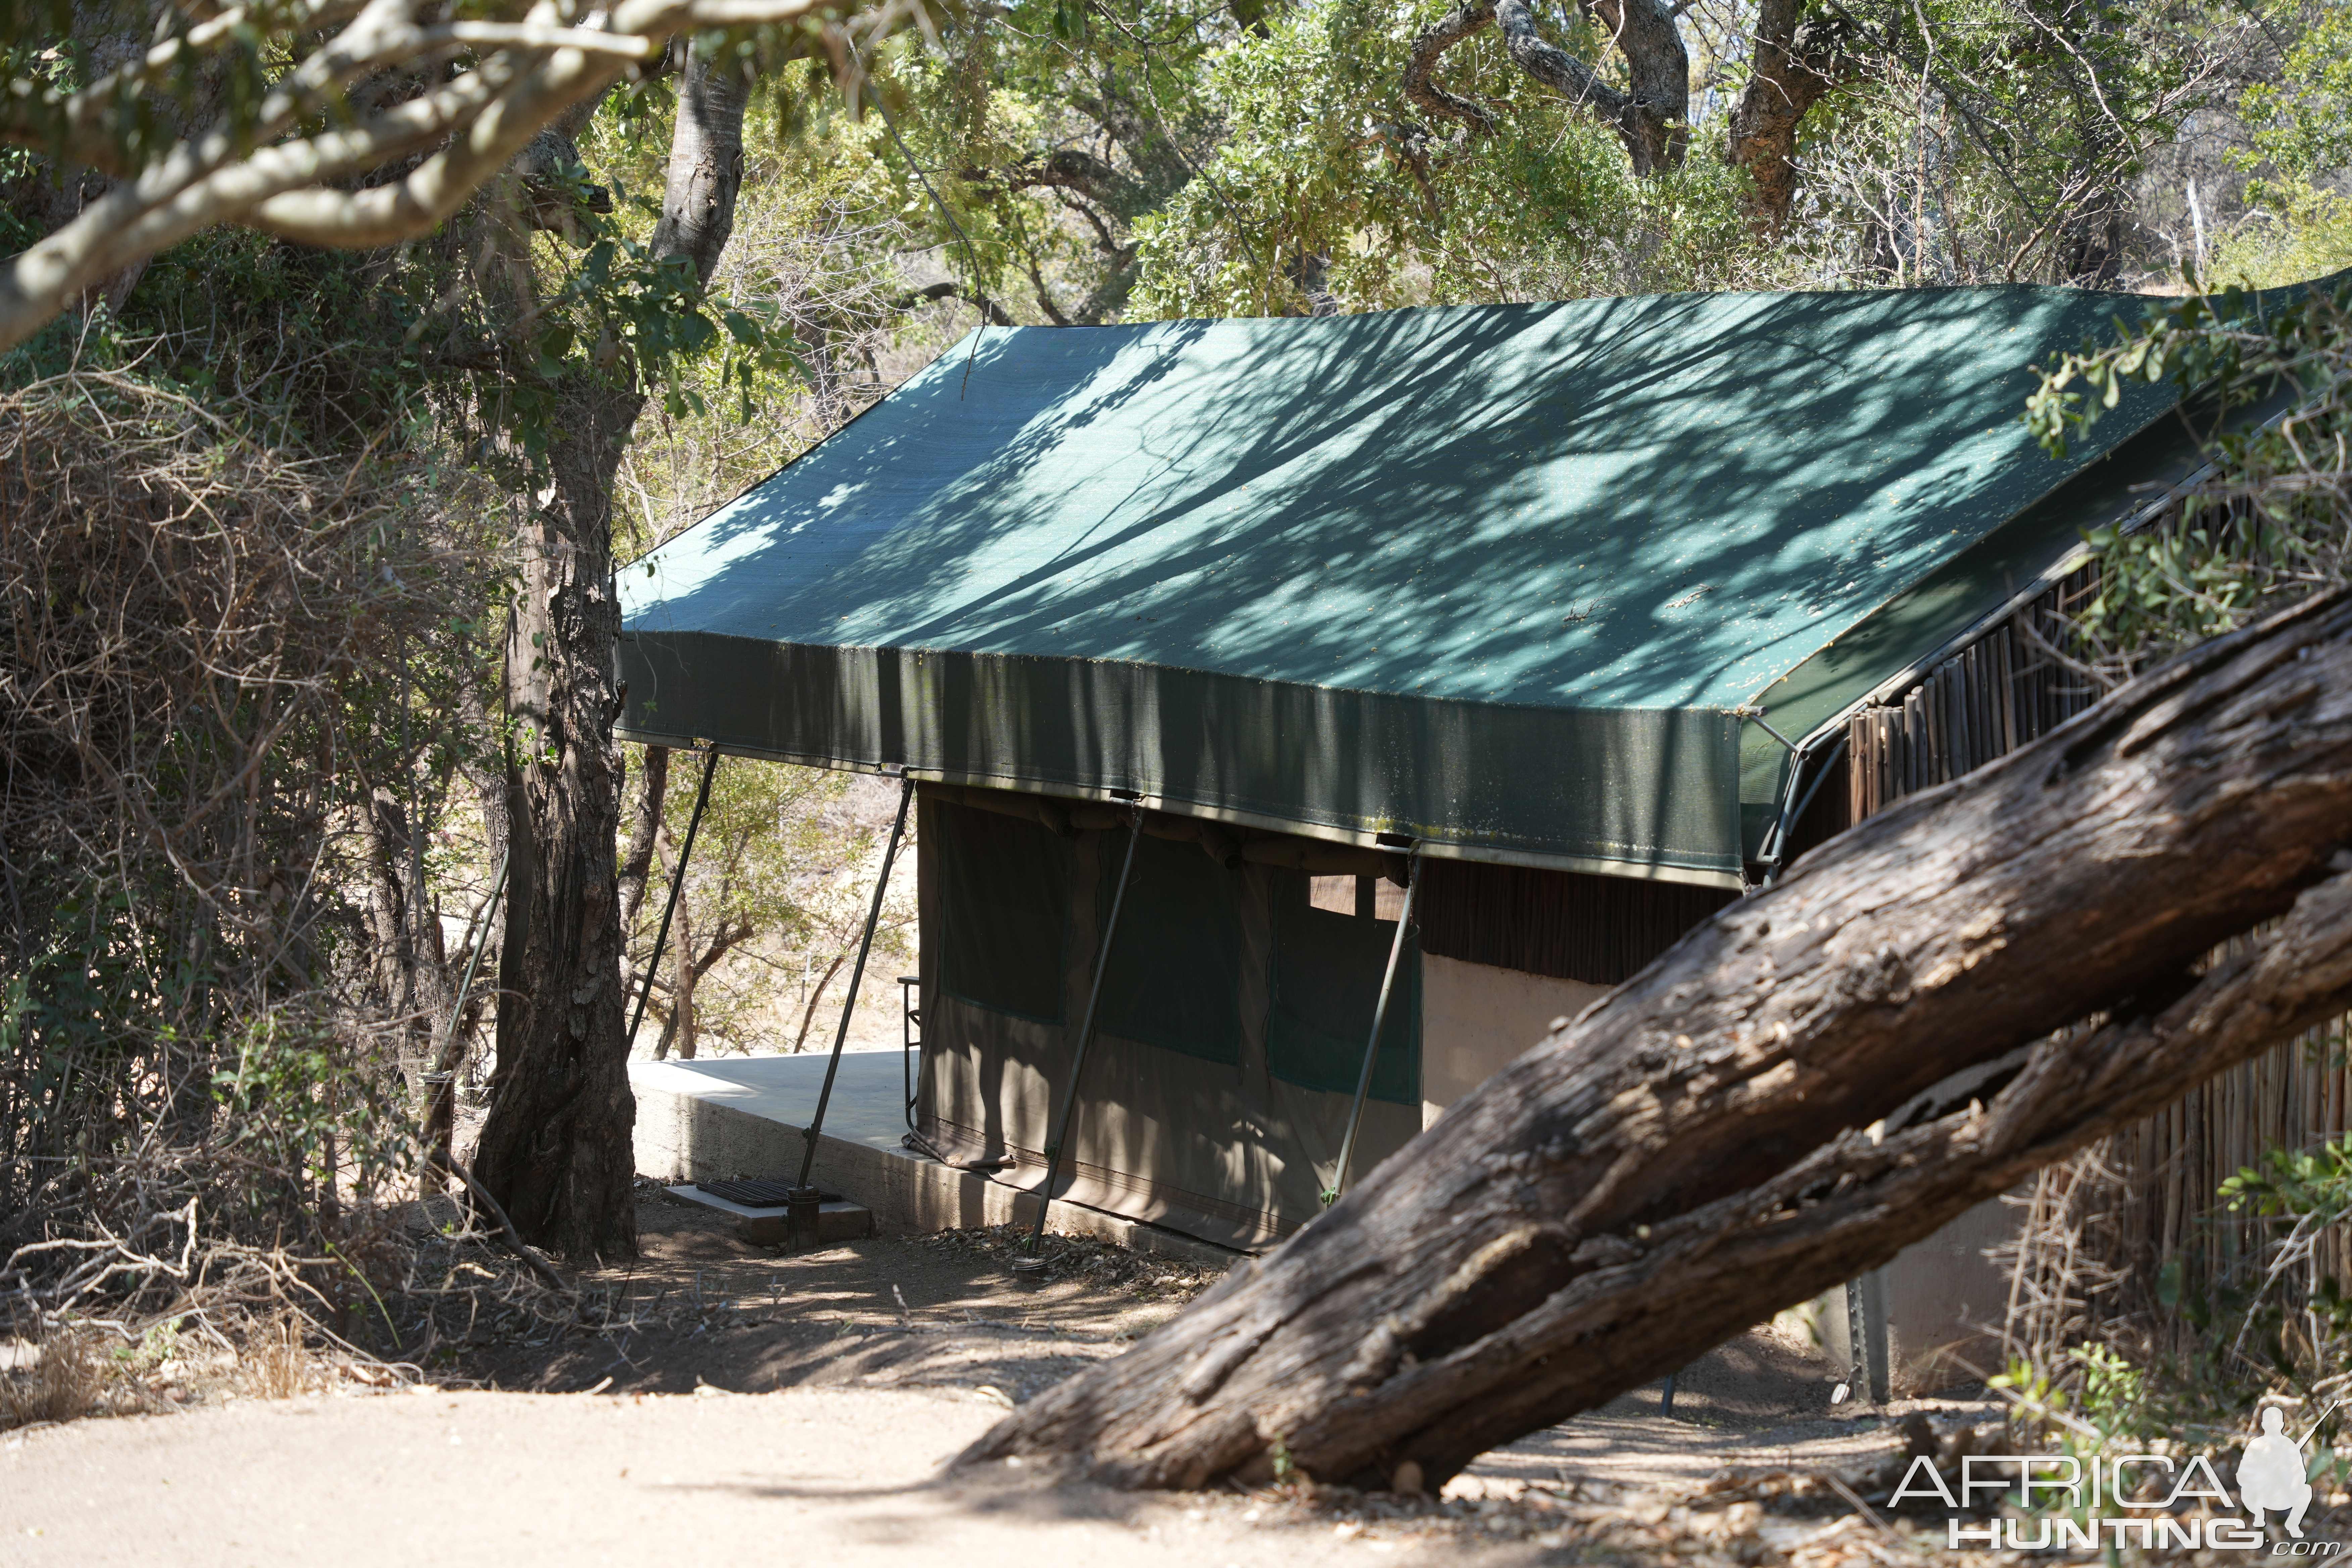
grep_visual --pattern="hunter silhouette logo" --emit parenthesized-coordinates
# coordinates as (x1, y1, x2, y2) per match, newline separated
(2243, 1407, 2318, 1537)
(1886, 1401, 2337, 1553)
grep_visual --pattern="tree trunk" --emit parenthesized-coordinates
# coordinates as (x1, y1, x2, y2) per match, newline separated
(358, 780, 417, 1015)
(426, 696, 512, 1175)
(359, 777, 455, 1064)
(619, 744, 670, 932)
(646, 920, 752, 1061)
(793, 949, 853, 1053)
(1727, 0, 1855, 232)
(468, 414, 640, 1257)
(471, 44, 750, 1261)
(1577, 0, 1688, 174)
(421, 865, 504, 1185)
(962, 590, 2352, 1491)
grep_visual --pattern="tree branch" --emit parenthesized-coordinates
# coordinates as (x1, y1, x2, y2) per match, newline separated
(1404, 0, 1688, 175)
(1493, 0, 1630, 124)
(991, 147, 1149, 219)
(647, 42, 751, 288)
(0, 0, 863, 351)
(1402, 2, 1501, 137)
(888, 279, 1015, 326)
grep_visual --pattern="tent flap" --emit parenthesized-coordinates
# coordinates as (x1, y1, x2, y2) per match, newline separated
(619, 632, 1750, 878)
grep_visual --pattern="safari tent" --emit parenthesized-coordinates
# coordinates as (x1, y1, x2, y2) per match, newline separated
(615, 281, 2214, 1372)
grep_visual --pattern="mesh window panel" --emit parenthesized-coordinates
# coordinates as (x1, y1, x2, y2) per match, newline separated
(1267, 871, 1419, 1104)
(936, 800, 1072, 1022)
(1417, 859, 1734, 984)
(1092, 831, 1245, 1065)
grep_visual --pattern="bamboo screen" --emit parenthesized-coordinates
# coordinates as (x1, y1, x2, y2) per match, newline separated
(1417, 860, 1737, 986)
(1845, 567, 2352, 1319)
(1845, 566, 2104, 815)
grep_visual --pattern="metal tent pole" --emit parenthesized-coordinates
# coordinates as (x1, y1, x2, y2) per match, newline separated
(1325, 849, 1420, 1207)
(626, 745, 720, 1050)
(1843, 1274, 1891, 1402)
(793, 771, 916, 1197)
(1761, 730, 1850, 884)
(901, 974, 923, 1132)
(1015, 807, 1144, 1268)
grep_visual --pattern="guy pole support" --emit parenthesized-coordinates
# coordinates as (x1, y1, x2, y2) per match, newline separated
(1327, 847, 1420, 1207)
(1015, 804, 1144, 1269)
(792, 770, 916, 1194)
(626, 744, 720, 1050)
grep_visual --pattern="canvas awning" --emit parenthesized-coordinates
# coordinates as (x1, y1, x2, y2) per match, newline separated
(615, 283, 2205, 888)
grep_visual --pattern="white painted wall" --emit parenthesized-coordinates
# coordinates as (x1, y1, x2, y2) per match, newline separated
(1419, 952, 1607, 1129)
(1422, 950, 2015, 1395)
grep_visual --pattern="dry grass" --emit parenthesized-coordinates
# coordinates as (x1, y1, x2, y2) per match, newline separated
(0, 1328, 104, 1429)
(0, 1171, 634, 1433)
(0, 371, 524, 1432)
(239, 1314, 314, 1401)
(910, 1224, 1225, 1303)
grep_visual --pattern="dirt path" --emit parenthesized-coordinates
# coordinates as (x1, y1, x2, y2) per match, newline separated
(1, 1193, 1996, 1565)
(7, 1385, 1461, 1568)
(450, 1189, 1229, 1403)
(2, 1378, 2001, 1568)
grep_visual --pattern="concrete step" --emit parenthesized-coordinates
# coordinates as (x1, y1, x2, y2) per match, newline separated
(736, 1200, 873, 1247)
(664, 1182, 877, 1247)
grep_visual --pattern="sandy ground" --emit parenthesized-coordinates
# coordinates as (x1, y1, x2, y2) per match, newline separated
(2, 1385, 1546, 1568)
(4, 1379, 2007, 1568)
(0, 1192, 1998, 1566)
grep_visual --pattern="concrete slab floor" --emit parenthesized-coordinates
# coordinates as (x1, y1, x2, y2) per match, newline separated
(634, 1047, 913, 1151)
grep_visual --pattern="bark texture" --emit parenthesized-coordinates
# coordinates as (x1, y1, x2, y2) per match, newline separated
(1406, 0, 1853, 214)
(469, 400, 641, 1259)
(1726, 0, 1856, 231)
(962, 590, 2352, 1491)
(471, 45, 750, 1261)
(1406, 0, 1689, 175)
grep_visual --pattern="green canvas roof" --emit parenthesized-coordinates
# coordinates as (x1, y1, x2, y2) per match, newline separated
(616, 283, 2202, 887)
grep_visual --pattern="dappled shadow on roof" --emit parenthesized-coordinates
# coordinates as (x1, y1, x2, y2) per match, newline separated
(622, 284, 2179, 719)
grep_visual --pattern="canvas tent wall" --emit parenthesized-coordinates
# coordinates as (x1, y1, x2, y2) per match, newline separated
(615, 279, 2251, 1254)
(915, 790, 1425, 1247)
(615, 283, 2210, 890)
(911, 782, 1751, 1247)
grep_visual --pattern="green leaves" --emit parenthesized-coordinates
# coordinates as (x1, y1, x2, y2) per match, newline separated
(2028, 272, 2352, 671)
(1046, 0, 1090, 43)
(2025, 284, 2264, 458)
(2239, 6, 2352, 187)
(1125, 0, 1768, 318)
(2221, 1135, 2352, 1225)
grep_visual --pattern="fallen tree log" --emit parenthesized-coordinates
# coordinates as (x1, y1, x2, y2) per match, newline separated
(961, 588, 2352, 1492)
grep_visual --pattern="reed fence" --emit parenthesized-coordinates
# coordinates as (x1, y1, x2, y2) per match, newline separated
(1834, 564, 2350, 1331)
